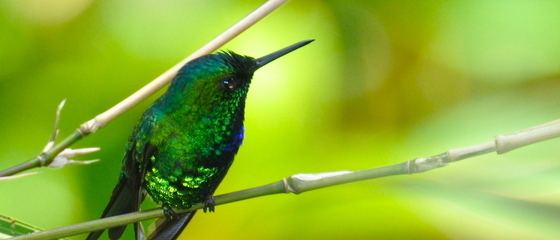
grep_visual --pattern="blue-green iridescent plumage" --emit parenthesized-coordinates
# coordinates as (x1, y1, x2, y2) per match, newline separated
(87, 40, 312, 240)
(87, 52, 255, 240)
(137, 52, 255, 209)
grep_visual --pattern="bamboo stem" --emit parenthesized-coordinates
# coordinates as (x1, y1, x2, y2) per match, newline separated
(14, 116, 560, 240)
(0, 0, 287, 177)
(82, 0, 287, 133)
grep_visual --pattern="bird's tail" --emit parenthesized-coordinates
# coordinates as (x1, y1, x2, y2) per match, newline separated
(86, 174, 142, 240)
(148, 211, 196, 240)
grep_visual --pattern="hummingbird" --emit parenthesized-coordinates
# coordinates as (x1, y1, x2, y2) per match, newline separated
(86, 39, 313, 240)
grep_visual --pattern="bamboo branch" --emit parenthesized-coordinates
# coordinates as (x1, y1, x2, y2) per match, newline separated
(13, 117, 560, 240)
(0, 0, 287, 177)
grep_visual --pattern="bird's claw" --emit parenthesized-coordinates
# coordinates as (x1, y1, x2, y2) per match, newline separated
(203, 196, 215, 213)
(163, 206, 177, 219)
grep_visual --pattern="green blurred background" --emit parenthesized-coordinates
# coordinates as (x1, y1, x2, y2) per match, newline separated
(1, 0, 560, 239)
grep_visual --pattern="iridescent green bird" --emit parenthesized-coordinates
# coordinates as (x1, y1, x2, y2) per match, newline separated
(87, 40, 313, 240)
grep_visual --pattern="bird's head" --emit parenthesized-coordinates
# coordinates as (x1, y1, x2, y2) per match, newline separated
(160, 39, 313, 122)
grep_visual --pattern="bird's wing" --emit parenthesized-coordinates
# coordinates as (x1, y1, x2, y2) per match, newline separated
(87, 114, 158, 240)
(148, 211, 197, 240)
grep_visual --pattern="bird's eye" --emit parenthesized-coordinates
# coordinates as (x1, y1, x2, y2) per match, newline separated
(220, 78, 236, 91)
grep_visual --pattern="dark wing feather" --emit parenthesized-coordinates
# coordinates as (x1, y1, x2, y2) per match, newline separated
(86, 142, 156, 240)
(86, 148, 144, 240)
(148, 212, 197, 240)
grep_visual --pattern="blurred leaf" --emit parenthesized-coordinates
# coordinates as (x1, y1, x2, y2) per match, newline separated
(0, 214, 40, 239)
(2, 0, 560, 239)
(398, 181, 560, 240)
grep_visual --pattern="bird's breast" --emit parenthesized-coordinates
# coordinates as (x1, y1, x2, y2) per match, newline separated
(144, 117, 244, 209)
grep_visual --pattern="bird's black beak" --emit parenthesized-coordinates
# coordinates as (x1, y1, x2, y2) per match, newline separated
(254, 39, 314, 70)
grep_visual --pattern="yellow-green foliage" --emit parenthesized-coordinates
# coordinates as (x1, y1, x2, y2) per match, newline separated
(1, 0, 560, 239)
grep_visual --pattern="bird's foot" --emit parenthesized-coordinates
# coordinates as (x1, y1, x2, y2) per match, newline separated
(163, 206, 177, 219)
(203, 196, 215, 213)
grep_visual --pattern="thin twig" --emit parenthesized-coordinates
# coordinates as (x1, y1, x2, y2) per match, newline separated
(13, 117, 560, 240)
(80, 0, 287, 132)
(42, 99, 65, 153)
(0, 173, 37, 182)
(0, 0, 287, 177)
